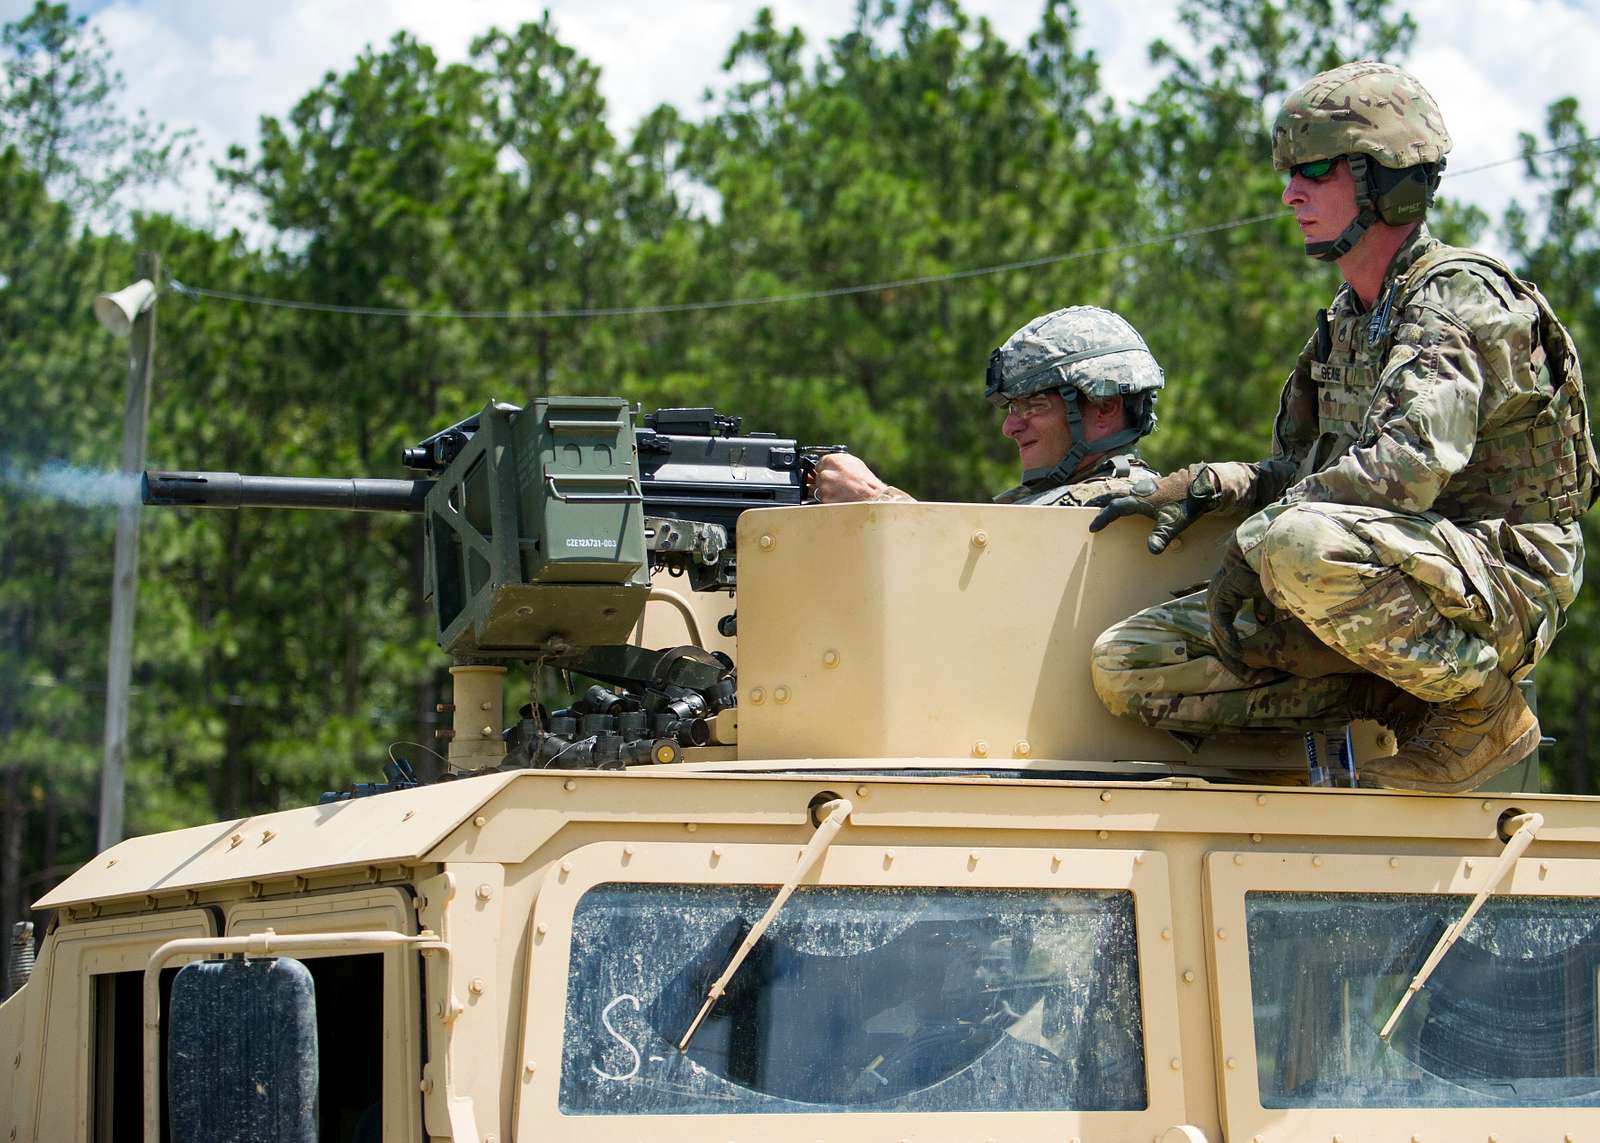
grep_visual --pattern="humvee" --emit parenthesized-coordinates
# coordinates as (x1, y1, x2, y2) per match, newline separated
(1, 398, 1594, 1142)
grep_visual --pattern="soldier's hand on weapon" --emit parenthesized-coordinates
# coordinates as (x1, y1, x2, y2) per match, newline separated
(1086, 464, 1226, 554)
(811, 453, 909, 504)
(1206, 534, 1272, 677)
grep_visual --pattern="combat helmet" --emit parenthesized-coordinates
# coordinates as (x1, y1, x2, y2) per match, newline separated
(984, 305, 1163, 487)
(1273, 61, 1452, 261)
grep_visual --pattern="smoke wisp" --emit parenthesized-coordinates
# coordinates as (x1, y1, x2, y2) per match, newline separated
(3, 461, 140, 508)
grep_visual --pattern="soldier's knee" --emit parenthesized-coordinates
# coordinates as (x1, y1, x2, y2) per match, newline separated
(1257, 505, 1370, 600)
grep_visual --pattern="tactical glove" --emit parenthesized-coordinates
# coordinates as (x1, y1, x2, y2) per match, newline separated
(1087, 464, 1226, 554)
(1206, 534, 1274, 678)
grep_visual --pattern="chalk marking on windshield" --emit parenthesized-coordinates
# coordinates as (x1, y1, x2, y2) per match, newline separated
(591, 994, 642, 1081)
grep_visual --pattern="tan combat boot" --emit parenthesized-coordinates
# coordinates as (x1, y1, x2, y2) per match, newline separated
(1358, 670, 1539, 793)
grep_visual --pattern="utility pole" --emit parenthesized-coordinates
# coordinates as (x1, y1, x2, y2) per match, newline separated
(96, 251, 159, 851)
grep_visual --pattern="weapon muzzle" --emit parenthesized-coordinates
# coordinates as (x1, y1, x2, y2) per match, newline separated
(141, 470, 432, 513)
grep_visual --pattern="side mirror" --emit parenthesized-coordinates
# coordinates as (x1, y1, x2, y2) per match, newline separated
(167, 956, 318, 1142)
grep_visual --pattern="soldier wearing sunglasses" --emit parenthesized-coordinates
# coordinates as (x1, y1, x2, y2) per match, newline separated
(1087, 61, 1598, 792)
(813, 306, 1166, 507)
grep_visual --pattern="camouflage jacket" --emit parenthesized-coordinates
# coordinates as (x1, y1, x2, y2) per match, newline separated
(1234, 225, 1592, 609)
(992, 453, 1158, 506)
(871, 453, 1158, 506)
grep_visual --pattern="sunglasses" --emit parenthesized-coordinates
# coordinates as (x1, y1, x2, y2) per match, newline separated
(1288, 157, 1340, 181)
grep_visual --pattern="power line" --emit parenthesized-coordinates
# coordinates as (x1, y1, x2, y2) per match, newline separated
(165, 139, 1592, 323)
(169, 211, 1284, 320)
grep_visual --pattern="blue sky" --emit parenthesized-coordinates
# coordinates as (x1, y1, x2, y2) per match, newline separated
(3, 0, 1596, 245)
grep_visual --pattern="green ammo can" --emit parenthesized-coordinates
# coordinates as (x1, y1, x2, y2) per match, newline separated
(424, 397, 650, 658)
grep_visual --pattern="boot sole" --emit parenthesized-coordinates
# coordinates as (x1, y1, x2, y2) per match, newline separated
(1362, 715, 1541, 794)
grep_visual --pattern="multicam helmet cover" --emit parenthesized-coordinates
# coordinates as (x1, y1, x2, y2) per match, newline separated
(985, 306, 1163, 485)
(1273, 61, 1451, 260)
(1272, 61, 1451, 172)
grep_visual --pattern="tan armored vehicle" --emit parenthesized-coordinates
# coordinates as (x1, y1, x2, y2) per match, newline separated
(1, 399, 1595, 1143)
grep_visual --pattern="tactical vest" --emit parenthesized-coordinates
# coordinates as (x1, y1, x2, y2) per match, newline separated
(1311, 245, 1598, 527)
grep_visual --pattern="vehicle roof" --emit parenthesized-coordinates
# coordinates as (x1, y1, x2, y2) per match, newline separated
(37, 766, 1600, 910)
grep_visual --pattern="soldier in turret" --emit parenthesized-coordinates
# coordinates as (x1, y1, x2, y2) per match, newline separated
(1087, 62, 1598, 791)
(813, 306, 1165, 506)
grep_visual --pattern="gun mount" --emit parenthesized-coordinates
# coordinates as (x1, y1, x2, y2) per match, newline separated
(143, 398, 840, 780)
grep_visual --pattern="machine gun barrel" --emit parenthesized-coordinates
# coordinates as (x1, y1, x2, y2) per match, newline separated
(142, 470, 433, 514)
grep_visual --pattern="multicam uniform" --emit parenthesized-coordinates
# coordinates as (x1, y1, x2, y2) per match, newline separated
(1092, 225, 1598, 735)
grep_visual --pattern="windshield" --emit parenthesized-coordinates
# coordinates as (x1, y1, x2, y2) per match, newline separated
(560, 883, 1146, 1115)
(1246, 891, 1600, 1108)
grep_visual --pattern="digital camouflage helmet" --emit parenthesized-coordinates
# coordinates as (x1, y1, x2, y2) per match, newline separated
(985, 305, 1163, 486)
(1273, 61, 1452, 261)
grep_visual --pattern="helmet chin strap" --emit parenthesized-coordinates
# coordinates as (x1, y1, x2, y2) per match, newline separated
(1020, 390, 1146, 487)
(1304, 153, 1378, 263)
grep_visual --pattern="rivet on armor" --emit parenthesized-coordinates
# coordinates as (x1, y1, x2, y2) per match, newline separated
(1312, 856, 1324, 868)
(559, 861, 572, 875)
(758, 534, 776, 551)
(1389, 857, 1401, 869)
(685, 822, 698, 832)
(1250, 833, 1262, 844)
(855, 785, 868, 797)
(774, 686, 791, 704)
(1233, 854, 1244, 866)
(972, 740, 990, 757)
(524, 1061, 537, 1078)
(473, 815, 487, 828)
(476, 884, 493, 901)
(823, 650, 840, 668)
(1539, 862, 1550, 876)
(469, 978, 485, 995)
(1464, 860, 1474, 875)
(564, 779, 577, 791)
(1256, 794, 1268, 806)
(883, 850, 894, 866)
(1226, 1057, 1238, 1070)
(622, 846, 634, 859)
(1183, 970, 1196, 983)
(1100, 790, 1112, 803)
(971, 529, 989, 548)
(711, 847, 723, 861)
(1216, 928, 1227, 941)
(750, 687, 766, 705)
(1160, 927, 1172, 941)
(536, 922, 548, 937)
(1014, 739, 1031, 758)
(1097, 830, 1109, 841)
(1169, 1058, 1181, 1071)
(1051, 852, 1062, 870)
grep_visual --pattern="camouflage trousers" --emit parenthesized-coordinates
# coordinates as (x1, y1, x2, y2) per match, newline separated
(1090, 503, 1561, 735)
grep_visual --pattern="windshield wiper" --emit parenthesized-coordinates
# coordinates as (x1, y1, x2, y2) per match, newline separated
(677, 797, 853, 1051)
(1378, 811, 1544, 1040)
